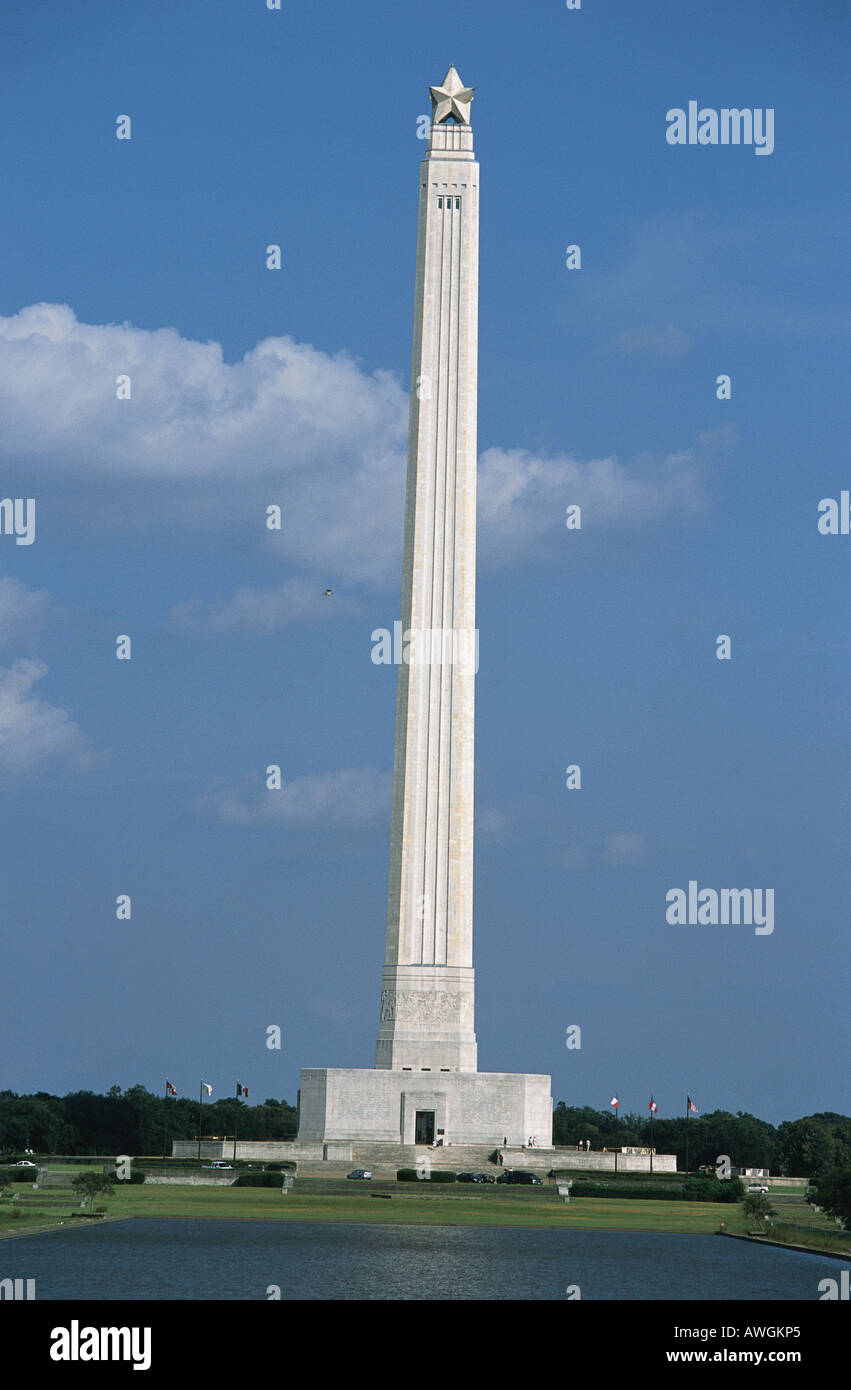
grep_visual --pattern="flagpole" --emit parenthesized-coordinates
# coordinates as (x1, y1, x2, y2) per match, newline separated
(162, 1081, 168, 1160)
(198, 1081, 203, 1163)
(649, 1097, 654, 1175)
(685, 1096, 689, 1177)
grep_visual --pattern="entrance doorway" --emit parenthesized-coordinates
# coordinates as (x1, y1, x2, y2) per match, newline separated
(415, 1110, 435, 1145)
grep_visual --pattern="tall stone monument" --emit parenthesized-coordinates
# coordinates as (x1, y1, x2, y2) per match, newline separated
(298, 68, 553, 1149)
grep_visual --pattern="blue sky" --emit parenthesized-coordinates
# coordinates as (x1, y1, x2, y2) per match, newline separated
(0, 0, 848, 1128)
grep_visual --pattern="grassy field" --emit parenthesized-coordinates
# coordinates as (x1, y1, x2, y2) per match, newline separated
(2, 1170, 846, 1249)
(751, 1223, 851, 1256)
(1, 1180, 742, 1236)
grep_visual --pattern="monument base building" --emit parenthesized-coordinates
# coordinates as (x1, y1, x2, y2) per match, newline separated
(298, 1068, 553, 1148)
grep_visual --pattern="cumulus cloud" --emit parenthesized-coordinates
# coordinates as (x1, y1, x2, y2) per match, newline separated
(475, 804, 509, 844)
(602, 832, 649, 866)
(200, 766, 392, 830)
(553, 844, 591, 871)
(0, 658, 100, 776)
(0, 302, 408, 585)
(203, 765, 510, 843)
(547, 834, 650, 869)
(612, 322, 692, 357)
(0, 303, 716, 608)
(0, 577, 51, 647)
(171, 577, 361, 633)
(477, 439, 711, 566)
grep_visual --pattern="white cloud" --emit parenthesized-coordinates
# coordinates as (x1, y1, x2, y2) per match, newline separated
(475, 804, 509, 844)
(203, 767, 512, 840)
(0, 577, 51, 647)
(612, 322, 691, 357)
(201, 766, 392, 830)
(0, 304, 716, 609)
(476, 439, 711, 566)
(561, 844, 591, 870)
(171, 578, 361, 633)
(602, 832, 649, 866)
(0, 302, 408, 585)
(0, 658, 99, 776)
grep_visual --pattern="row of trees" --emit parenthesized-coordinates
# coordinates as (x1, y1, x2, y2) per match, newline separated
(1, 1089, 848, 1186)
(0, 1087, 298, 1156)
(552, 1104, 851, 1179)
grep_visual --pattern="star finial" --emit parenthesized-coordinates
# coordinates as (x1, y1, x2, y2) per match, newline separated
(429, 65, 474, 125)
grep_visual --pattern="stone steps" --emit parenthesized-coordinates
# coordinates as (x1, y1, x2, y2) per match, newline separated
(291, 1144, 553, 1179)
(345, 1143, 553, 1178)
(770, 1196, 845, 1230)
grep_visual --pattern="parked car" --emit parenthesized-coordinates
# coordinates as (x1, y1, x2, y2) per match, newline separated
(202, 1161, 232, 1169)
(747, 1183, 769, 1194)
(13, 1160, 37, 1168)
(496, 1169, 542, 1185)
(457, 1171, 493, 1183)
(347, 1169, 373, 1180)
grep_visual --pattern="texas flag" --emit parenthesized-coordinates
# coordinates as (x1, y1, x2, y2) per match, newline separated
(202, 1081, 213, 1096)
(610, 1096, 619, 1109)
(165, 1080, 177, 1097)
(649, 1096, 658, 1113)
(688, 1096, 699, 1114)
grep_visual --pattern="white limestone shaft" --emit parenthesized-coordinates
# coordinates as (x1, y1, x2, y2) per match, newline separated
(378, 74, 479, 1071)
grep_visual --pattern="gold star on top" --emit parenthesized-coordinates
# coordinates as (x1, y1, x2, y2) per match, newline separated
(429, 65, 474, 124)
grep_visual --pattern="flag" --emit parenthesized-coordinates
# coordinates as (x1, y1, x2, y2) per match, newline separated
(166, 1080, 177, 1097)
(649, 1096, 658, 1113)
(202, 1081, 213, 1096)
(610, 1096, 619, 1109)
(688, 1096, 699, 1114)
(236, 1082, 248, 1099)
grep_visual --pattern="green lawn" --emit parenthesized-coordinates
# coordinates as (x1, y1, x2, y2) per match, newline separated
(0, 1207, 74, 1236)
(4, 1174, 846, 1246)
(1, 1182, 743, 1234)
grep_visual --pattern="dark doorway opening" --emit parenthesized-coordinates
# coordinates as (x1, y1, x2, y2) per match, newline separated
(415, 1110, 435, 1145)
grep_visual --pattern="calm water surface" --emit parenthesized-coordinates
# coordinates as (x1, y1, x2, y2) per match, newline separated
(4, 1220, 840, 1300)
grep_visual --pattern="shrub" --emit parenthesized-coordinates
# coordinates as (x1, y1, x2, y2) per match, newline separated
(683, 1177, 743, 1203)
(396, 1168, 456, 1183)
(234, 1171, 285, 1188)
(138, 1158, 206, 1169)
(571, 1183, 683, 1201)
(569, 1178, 743, 1203)
(110, 1170, 146, 1184)
(0, 1167, 39, 1184)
